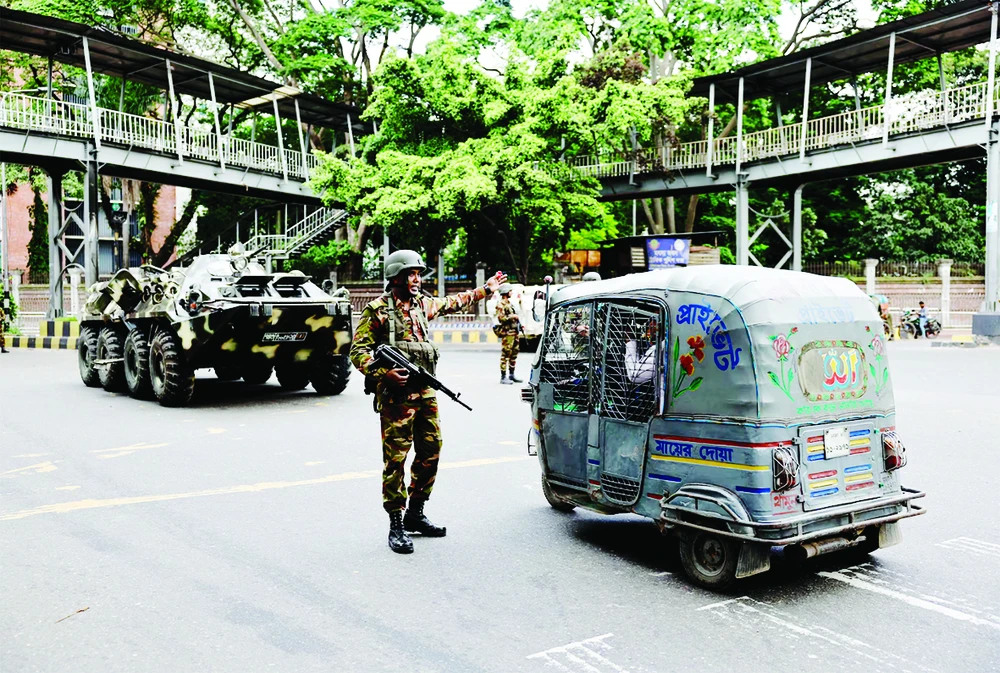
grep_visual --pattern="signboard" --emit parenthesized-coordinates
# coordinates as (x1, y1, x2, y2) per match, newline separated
(646, 238, 690, 269)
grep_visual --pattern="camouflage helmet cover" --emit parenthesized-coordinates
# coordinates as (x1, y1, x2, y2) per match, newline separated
(384, 249, 427, 279)
(499, 283, 513, 295)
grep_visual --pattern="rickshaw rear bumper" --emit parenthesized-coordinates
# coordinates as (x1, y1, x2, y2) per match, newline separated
(658, 486, 926, 546)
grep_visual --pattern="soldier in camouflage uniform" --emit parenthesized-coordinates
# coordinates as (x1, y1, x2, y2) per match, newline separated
(350, 250, 506, 554)
(495, 284, 521, 384)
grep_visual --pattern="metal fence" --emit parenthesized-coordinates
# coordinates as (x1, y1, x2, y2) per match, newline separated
(563, 78, 1000, 178)
(803, 260, 985, 278)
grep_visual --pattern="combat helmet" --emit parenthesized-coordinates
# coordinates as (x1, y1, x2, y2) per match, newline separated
(384, 250, 427, 279)
(499, 283, 513, 295)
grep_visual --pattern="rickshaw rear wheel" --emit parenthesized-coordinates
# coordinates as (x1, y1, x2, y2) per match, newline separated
(679, 531, 739, 590)
(541, 476, 576, 512)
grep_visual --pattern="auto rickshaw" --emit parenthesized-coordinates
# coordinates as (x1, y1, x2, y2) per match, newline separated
(522, 266, 925, 589)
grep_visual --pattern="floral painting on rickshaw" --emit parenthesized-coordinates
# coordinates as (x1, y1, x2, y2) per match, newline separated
(671, 335, 705, 402)
(868, 332, 889, 397)
(767, 327, 799, 400)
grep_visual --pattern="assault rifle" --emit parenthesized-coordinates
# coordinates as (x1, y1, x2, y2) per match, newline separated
(373, 344, 473, 411)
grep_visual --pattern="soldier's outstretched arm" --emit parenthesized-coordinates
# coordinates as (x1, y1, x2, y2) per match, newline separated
(349, 306, 390, 379)
(425, 271, 508, 320)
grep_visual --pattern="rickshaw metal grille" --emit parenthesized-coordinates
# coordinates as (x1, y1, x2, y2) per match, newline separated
(539, 304, 593, 412)
(600, 474, 642, 505)
(595, 303, 659, 422)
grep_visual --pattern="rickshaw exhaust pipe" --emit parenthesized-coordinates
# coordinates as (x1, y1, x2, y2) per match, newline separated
(787, 536, 862, 561)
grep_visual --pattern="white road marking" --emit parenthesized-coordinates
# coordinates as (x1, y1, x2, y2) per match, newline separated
(527, 634, 628, 673)
(820, 570, 1000, 632)
(936, 537, 1000, 559)
(701, 596, 938, 672)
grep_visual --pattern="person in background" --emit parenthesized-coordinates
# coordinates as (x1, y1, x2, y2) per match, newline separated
(496, 284, 522, 384)
(918, 301, 928, 338)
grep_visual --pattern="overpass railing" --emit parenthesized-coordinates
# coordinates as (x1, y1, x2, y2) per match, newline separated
(0, 92, 320, 181)
(563, 79, 1000, 179)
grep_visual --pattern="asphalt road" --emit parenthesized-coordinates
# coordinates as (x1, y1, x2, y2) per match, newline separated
(1, 342, 998, 672)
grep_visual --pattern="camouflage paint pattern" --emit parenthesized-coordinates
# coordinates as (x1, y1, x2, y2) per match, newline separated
(351, 285, 488, 512)
(79, 254, 352, 370)
(496, 296, 520, 374)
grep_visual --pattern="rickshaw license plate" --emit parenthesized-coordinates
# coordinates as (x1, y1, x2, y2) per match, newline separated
(824, 427, 851, 459)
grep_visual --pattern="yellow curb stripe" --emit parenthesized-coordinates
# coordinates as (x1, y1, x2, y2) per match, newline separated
(650, 454, 769, 471)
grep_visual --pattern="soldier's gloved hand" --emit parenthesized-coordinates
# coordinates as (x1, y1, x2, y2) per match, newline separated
(486, 271, 508, 294)
(385, 368, 410, 386)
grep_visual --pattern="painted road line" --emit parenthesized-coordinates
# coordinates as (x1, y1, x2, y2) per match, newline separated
(0, 461, 60, 477)
(819, 570, 1000, 632)
(0, 456, 532, 522)
(526, 633, 627, 673)
(935, 537, 1000, 559)
(701, 596, 939, 672)
(92, 442, 169, 459)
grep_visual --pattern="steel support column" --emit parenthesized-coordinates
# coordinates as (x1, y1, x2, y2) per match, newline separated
(46, 169, 64, 318)
(294, 98, 309, 180)
(84, 158, 100, 288)
(438, 248, 445, 298)
(82, 37, 102, 149)
(735, 78, 745, 175)
(793, 184, 804, 272)
(273, 97, 288, 181)
(706, 83, 715, 177)
(800, 58, 812, 161)
(987, 5, 1000, 311)
(165, 60, 184, 162)
(736, 176, 749, 266)
(208, 72, 226, 170)
(883, 32, 897, 146)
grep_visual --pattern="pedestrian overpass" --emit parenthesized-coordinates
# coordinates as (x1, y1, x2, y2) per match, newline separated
(564, 0, 1000, 312)
(0, 8, 365, 315)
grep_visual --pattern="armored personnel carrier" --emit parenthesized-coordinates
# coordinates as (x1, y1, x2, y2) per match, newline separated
(78, 245, 353, 407)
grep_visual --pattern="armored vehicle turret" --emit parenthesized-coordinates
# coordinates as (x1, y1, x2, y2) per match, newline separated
(78, 246, 353, 406)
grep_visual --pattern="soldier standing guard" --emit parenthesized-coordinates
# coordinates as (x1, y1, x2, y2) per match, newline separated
(495, 284, 521, 384)
(350, 250, 507, 554)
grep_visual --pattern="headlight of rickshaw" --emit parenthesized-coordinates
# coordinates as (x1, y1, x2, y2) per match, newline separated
(882, 430, 907, 472)
(772, 445, 799, 492)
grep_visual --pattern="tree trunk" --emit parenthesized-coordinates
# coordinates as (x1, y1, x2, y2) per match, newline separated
(652, 198, 666, 235)
(150, 194, 200, 267)
(684, 194, 700, 233)
(666, 196, 676, 234)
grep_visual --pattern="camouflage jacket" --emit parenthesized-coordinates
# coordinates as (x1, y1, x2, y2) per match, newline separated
(495, 297, 520, 336)
(350, 286, 489, 382)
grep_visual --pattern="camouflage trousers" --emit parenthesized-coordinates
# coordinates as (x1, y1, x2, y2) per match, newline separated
(379, 389, 442, 513)
(500, 334, 519, 374)
(0, 331, 5, 349)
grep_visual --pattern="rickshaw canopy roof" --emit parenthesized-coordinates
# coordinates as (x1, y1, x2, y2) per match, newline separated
(550, 266, 866, 319)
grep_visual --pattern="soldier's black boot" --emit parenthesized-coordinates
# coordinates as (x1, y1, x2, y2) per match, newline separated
(403, 500, 447, 537)
(509, 370, 522, 383)
(388, 510, 414, 554)
(500, 373, 512, 384)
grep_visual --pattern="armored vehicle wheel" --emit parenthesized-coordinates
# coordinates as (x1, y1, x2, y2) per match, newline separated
(276, 364, 310, 391)
(97, 327, 126, 393)
(124, 330, 153, 399)
(149, 329, 195, 407)
(78, 326, 101, 388)
(678, 531, 739, 590)
(214, 365, 241, 381)
(242, 363, 273, 385)
(310, 353, 351, 395)
(541, 476, 576, 512)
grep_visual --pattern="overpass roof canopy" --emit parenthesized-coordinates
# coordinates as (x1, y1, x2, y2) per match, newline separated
(0, 7, 368, 132)
(691, 0, 992, 101)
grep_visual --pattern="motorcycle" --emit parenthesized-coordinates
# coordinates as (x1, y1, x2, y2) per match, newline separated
(901, 309, 941, 339)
